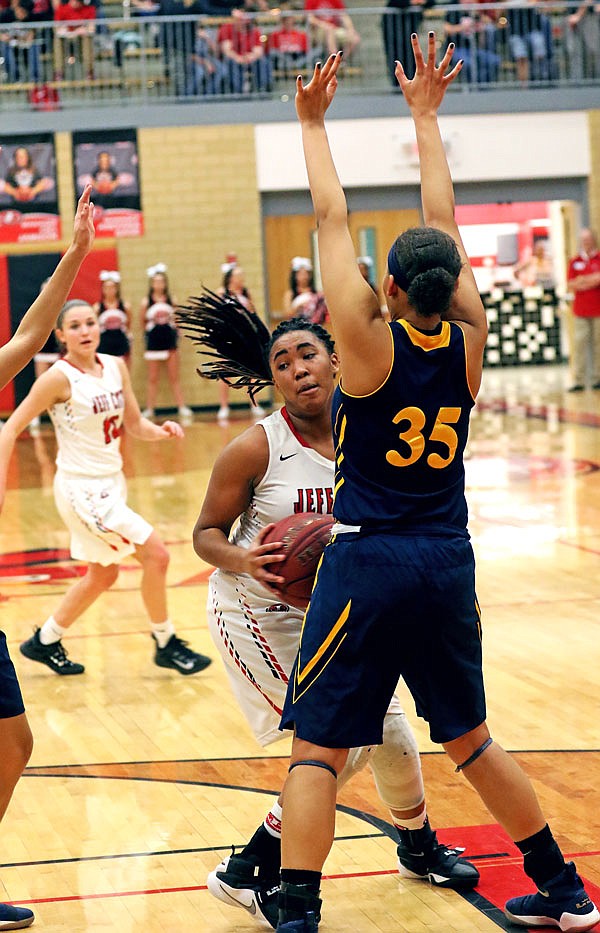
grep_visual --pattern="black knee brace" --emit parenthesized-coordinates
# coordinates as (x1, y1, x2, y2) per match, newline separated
(288, 758, 338, 780)
(455, 737, 493, 772)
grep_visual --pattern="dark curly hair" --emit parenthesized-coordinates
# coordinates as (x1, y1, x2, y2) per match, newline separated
(177, 289, 335, 403)
(388, 227, 462, 318)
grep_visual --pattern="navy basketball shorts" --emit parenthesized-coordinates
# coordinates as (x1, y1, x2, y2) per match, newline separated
(0, 631, 26, 719)
(280, 530, 486, 748)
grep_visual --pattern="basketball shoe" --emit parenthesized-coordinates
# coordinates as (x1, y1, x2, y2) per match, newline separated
(153, 635, 212, 675)
(207, 850, 279, 927)
(0, 903, 34, 929)
(20, 629, 84, 675)
(396, 822, 480, 889)
(504, 862, 600, 931)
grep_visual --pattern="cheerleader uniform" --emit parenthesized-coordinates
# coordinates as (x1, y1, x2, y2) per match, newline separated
(97, 301, 131, 358)
(144, 301, 178, 361)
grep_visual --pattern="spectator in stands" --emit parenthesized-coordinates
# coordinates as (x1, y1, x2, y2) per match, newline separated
(157, 0, 203, 94)
(0, 0, 42, 82)
(52, 0, 96, 79)
(381, 0, 434, 83)
(503, 0, 552, 84)
(187, 24, 226, 94)
(218, 6, 271, 93)
(565, 0, 600, 80)
(566, 228, 600, 392)
(304, 0, 360, 59)
(444, 0, 500, 83)
(268, 10, 309, 77)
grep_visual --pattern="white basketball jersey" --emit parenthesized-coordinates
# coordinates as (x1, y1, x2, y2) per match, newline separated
(49, 354, 124, 477)
(232, 407, 335, 552)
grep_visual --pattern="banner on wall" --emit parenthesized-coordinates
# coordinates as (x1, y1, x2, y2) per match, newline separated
(0, 134, 60, 244)
(2, 247, 120, 411)
(72, 128, 143, 239)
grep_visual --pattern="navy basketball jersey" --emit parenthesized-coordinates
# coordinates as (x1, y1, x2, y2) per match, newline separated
(332, 319, 475, 531)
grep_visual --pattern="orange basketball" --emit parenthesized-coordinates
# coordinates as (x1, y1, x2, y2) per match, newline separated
(263, 512, 334, 609)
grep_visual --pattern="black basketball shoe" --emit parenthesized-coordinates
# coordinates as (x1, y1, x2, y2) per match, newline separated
(153, 634, 212, 675)
(20, 629, 85, 675)
(397, 820, 479, 889)
(207, 850, 279, 928)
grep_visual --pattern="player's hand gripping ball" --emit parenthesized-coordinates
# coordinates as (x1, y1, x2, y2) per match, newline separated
(263, 512, 334, 609)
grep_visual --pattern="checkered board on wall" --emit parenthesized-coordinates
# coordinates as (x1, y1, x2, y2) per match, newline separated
(482, 287, 565, 367)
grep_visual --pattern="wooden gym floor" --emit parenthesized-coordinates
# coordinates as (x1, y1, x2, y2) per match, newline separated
(0, 364, 598, 932)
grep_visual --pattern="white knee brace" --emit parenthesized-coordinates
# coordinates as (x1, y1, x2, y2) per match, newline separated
(369, 705, 425, 812)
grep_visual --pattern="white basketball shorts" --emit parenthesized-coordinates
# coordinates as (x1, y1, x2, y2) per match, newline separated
(54, 470, 153, 566)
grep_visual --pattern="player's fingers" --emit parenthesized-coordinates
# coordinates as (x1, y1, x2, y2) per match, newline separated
(411, 32, 425, 72)
(444, 57, 463, 85)
(425, 30, 436, 70)
(77, 184, 92, 210)
(439, 41, 455, 73)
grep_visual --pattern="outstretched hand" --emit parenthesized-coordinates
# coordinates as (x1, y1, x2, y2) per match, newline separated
(72, 184, 95, 255)
(395, 32, 462, 116)
(295, 51, 343, 124)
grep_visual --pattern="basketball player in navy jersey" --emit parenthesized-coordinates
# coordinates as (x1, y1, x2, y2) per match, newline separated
(183, 303, 477, 928)
(273, 36, 600, 933)
(0, 186, 95, 930)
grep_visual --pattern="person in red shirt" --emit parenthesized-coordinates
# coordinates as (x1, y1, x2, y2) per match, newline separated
(304, 0, 360, 58)
(566, 228, 600, 391)
(52, 0, 96, 79)
(218, 6, 272, 92)
(268, 11, 309, 74)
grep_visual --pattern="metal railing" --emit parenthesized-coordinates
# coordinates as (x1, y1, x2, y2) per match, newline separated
(0, 4, 599, 111)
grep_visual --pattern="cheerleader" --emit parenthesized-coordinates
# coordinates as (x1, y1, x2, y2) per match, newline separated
(93, 270, 131, 364)
(139, 263, 192, 421)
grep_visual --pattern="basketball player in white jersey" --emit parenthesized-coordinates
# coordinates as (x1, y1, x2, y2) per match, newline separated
(186, 300, 478, 929)
(0, 188, 95, 930)
(0, 300, 211, 678)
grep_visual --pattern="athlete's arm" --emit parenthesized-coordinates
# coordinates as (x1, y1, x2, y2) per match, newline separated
(193, 427, 286, 588)
(296, 55, 389, 396)
(0, 367, 70, 513)
(396, 33, 487, 392)
(0, 187, 94, 391)
(118, 358, 183, 440)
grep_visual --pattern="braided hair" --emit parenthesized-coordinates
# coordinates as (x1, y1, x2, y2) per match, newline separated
(177, 289, 335, 403)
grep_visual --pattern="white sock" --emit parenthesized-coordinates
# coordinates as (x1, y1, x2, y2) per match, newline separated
(39, 616, 67, 645)
(394, 807, 428, 832)
(150, 619, 175, 649)
(263, 800, 283, 839)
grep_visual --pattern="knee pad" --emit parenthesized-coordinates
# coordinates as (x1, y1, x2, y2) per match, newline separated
(369, 707, 425, 812)
(337, 743, 375, 789)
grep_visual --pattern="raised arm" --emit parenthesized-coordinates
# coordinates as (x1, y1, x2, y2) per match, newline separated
(0, 185, 95, 390)
(396, 34, 487, 346)
(295, 54, 385, 392)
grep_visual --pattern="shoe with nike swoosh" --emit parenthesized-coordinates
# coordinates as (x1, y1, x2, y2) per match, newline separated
(207, 851, 279, 928)
(153, 634, 212, 675)
(504, 862, 600, 931)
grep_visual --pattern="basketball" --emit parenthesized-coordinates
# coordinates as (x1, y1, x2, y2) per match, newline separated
(263, 512, 334, 609)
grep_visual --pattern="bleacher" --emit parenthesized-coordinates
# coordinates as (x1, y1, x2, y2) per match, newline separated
(0, 2, 599, 111)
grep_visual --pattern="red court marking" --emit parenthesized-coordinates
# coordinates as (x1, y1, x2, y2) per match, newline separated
(8, 826, 600, 922)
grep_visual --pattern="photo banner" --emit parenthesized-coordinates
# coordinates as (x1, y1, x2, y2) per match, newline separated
(72, 128, 143, 238)
(0, 134, 60, 243)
